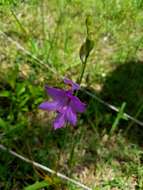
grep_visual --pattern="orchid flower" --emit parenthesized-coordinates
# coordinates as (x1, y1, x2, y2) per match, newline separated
(39, 79, 86, 129)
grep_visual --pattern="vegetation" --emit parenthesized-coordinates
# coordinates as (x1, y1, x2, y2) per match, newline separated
(0, 0, 143, 189)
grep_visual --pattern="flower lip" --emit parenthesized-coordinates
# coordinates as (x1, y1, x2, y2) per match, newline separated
(64, 78, 80, 91)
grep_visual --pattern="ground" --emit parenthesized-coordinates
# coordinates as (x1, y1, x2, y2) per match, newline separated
(0, 0, 143, 189)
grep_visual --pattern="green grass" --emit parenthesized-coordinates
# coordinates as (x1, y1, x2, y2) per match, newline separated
(0, 0, 143, 189)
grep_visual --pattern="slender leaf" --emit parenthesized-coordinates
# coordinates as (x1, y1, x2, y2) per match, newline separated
(24, 180, 49, 190)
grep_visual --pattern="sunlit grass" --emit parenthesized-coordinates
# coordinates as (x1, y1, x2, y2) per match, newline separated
(0, 0, 143, 189)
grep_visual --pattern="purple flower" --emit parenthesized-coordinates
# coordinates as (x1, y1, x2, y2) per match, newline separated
(39, 79, 86, 129)
(63, 78, 80, 91)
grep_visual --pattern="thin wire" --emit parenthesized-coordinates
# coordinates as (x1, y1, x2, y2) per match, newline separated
(0, 144, 92, 190)
(0, 30, 143, 126)
(0, 31, 60, 77)
(84, 90, 143, 126)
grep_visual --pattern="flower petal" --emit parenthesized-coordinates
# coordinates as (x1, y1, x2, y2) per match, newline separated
(70, 96, 86, 113)
(39, 101, 58, 111)
(45, 86, 66, 100)
(65, 107, 77, 126)
(64, 78, 80, 91)
(53, 113, 66, 129)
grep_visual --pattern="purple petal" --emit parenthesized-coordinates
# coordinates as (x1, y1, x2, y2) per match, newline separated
(65, 107, 77, 126)
(70, 96, 86, 113)
(45, 86, 66, 101)
(64, 78, 80, 91)
(53, 113, 66, 129)
(39, 101, 58, 111)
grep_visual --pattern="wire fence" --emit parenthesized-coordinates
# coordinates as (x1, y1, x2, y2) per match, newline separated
(0, 144, 92, 190)
(0, 30, 143, 126)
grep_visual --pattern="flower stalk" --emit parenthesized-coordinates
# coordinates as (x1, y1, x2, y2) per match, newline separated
(69, 37, 94, 168)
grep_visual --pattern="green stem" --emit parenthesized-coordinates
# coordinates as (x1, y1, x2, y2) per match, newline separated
(68, 127, 84, 170)
(68, 133, 78, 168)
(77, 56, 88, 85)
(10, 9, 27, 34)
(68, 56, 88, 168)
(40, 0, 45, 41)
